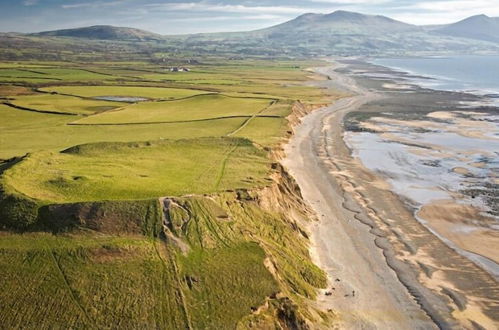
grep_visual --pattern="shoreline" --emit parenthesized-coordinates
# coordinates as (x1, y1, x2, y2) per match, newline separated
(283, 61, 499, 328)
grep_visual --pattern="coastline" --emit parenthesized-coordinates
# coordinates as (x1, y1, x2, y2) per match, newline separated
(283, 61, 499, 329)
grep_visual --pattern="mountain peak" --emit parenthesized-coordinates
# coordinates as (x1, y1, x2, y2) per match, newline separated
(469, 14, 489, 19)
(434, 14, 499, 43)
(325, 10, 366, 19)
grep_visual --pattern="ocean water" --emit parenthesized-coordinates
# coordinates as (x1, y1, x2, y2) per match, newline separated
(371, 55, 499, 100)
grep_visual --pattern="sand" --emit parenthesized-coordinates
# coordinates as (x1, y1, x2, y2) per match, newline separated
(283, 63, 499, 329)
(417, 200, 499, 264)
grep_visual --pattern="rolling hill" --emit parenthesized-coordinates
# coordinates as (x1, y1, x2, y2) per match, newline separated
(32, 25, 162, 41)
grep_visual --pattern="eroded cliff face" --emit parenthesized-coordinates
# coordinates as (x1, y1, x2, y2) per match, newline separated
(270, 100, 325, 161)
(155, 160, 328, 329)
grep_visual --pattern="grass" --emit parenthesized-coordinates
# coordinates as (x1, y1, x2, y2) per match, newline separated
(2, 138, 271, 203)
(179, 243, 277, 329)
(39, 85, 212, 99)
(73, 94, 273, 124)
(0, 233, 277, 329)
(9, 93, 123, 115)
(0, 58, 333, 328)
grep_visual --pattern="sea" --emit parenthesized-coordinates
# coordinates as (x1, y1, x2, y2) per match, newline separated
(371, 55, 499, 105)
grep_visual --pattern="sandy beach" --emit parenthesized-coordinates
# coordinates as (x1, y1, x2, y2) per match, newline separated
(283, 62, 499, 329)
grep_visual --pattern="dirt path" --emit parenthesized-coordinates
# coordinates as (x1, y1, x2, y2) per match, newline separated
(283, 65, 499, 329)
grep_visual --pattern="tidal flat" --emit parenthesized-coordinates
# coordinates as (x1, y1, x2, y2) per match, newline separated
(345, 110, 499, 277)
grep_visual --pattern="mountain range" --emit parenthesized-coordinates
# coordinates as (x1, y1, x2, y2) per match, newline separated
(2, 11, 499, 59)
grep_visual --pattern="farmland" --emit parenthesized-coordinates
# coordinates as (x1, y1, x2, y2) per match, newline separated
(0, 58, 337, 328)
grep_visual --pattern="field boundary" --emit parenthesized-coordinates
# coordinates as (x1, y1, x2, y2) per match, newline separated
(2, 102, 79, 116)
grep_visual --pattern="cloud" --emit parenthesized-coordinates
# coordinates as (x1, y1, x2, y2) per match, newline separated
(166, 14, 284, 22)
(389, 0, 499, 24)
(23, 0, 38, 6)
(62, 1, 128, 9)
(145, 2, 316, 15)
(307, 0, 391, 3)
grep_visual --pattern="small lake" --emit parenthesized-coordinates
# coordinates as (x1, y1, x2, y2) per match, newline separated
(94, 96, 148, 102)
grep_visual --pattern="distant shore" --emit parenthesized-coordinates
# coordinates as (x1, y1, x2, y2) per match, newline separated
(283, 60, 499, 329)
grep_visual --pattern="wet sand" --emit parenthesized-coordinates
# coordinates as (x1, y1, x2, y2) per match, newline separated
(283, 63, 499, 329)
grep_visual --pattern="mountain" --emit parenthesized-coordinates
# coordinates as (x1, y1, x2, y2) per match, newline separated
(32, 25, 162, 41)
(433, 15, 499, 43)
(260, 10, 420, 36)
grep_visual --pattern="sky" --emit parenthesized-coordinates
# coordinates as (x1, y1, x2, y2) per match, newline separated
(1, 0, 498, 34)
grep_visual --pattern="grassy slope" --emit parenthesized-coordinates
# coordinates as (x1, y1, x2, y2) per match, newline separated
(3, 138, 270, 203)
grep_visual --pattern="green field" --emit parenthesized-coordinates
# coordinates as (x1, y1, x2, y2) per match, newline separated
(3, 138, 270, 203)
(73, 94, 273, 124)
(0, 58, 334, 328)
(9, 93, 123, 115)
(40, 85, 212, 100)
